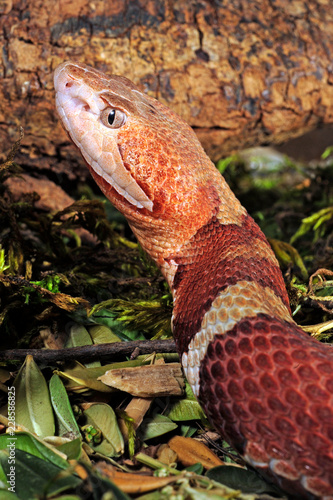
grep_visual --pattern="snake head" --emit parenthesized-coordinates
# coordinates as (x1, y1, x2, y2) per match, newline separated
(54, 61, 221, 222)
(54, 61, 245, 282)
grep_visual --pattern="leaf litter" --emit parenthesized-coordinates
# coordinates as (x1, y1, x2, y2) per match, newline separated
(0, 135, 332, 499)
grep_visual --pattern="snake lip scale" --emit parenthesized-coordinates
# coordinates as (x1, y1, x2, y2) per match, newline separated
(54, 61, 333, 499)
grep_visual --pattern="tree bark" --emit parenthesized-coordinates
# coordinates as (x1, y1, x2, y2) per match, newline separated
(1, 0, 333, 169)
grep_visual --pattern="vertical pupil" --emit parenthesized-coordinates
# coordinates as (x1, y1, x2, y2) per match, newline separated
(108, 110, 116, 125)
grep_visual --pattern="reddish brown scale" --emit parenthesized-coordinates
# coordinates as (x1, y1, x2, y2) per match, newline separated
(171, 214, 290, 354)
(199, 313, 333, 498)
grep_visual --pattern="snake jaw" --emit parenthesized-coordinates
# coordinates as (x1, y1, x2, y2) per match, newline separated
(54, 62, 154, 212)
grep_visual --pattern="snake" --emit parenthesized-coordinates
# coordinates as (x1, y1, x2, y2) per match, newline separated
(54, 61, 333, 499)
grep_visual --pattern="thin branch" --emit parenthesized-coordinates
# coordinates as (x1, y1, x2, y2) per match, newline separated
(0, 339, 177, 363)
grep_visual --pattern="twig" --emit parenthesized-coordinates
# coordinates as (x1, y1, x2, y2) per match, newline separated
(0, 339, 177, 363)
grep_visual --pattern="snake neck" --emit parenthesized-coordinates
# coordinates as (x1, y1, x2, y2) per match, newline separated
(169, 212, 292, 357)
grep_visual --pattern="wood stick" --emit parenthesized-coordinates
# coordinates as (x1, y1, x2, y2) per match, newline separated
(0, 339, 177, 363)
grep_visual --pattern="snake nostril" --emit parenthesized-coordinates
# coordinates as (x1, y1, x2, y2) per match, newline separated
(65, 81, 74, 88)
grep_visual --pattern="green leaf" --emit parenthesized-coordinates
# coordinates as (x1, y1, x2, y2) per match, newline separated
(90, 309, 144, 340)
(185, 462, 204, 474)
(57, 438, 82, 461)
(54, 364, 112, 393)
(83, 403, 124, 457)
(0, 246, 10, 274)
(0, 432, 69, 469)
(88, 324, 122, 344)
(135, 493, 161, 500)
(65, 324, 100, 368)
(181, 484, 234, 499)
(55, 358, 149, 393)
(268, 238, 308, 280)
(321, 145, 333, 159)
(291, 207, 333, 244)
(166, 383, 207, 422)
(30, 275, 61, 293)
(0, 490, 19, 499)
(139, 414, 178, 441)
(0, 448, 81, 500)
(65, 323, 92, 348)
(49, 374, 81, 439)
(180, 424, 198, 437)
(0, 461, 7, 486)
(13, 356, 55, 438)
(90, 298, 172, 340)
(216, 155, 237, 174)
(48, 496, 81, 500)
(206, 465, 282, 495)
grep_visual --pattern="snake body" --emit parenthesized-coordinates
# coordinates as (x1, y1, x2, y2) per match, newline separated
(54, 61, 333, 499)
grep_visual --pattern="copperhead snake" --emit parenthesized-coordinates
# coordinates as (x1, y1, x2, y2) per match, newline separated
(54, 61, 333, 499)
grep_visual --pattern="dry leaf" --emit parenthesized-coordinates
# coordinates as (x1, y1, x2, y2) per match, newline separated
(157, 443, 178, 466)
(99, 363, 184, 397)
(168, 435, 224, 469)
(40, 326, 68, 350)
(118, 397, 153, 441)
(118, 358, 165, 440)
(95, 464, 176, 493)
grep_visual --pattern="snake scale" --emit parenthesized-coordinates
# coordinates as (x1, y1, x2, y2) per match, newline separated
(54, 61, 333, 499)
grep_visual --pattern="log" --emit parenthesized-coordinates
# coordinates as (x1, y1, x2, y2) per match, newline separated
(1, 0, 333, 170)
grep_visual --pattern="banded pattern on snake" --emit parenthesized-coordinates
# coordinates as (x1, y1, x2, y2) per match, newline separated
(54, 61, 333, 499)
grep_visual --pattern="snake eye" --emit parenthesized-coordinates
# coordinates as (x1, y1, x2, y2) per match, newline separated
(101, 108, 127, 129)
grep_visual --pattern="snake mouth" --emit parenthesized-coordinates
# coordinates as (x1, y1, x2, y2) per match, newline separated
(54, 62, 153, 212)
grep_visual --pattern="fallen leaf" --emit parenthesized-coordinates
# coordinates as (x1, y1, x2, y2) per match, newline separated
(168, 436, 224, 469)
(83, 403, 124, 457)
(49, 374, 81, 439)
(13, 355, 55, 438)
(99, 363, 184, 397)
(88, 324, 122, 344)
(157, 444, 178, 466)
(140, 414, 178, 440)
(94, 465, 176, 494)
(118, 396, 153, 442)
